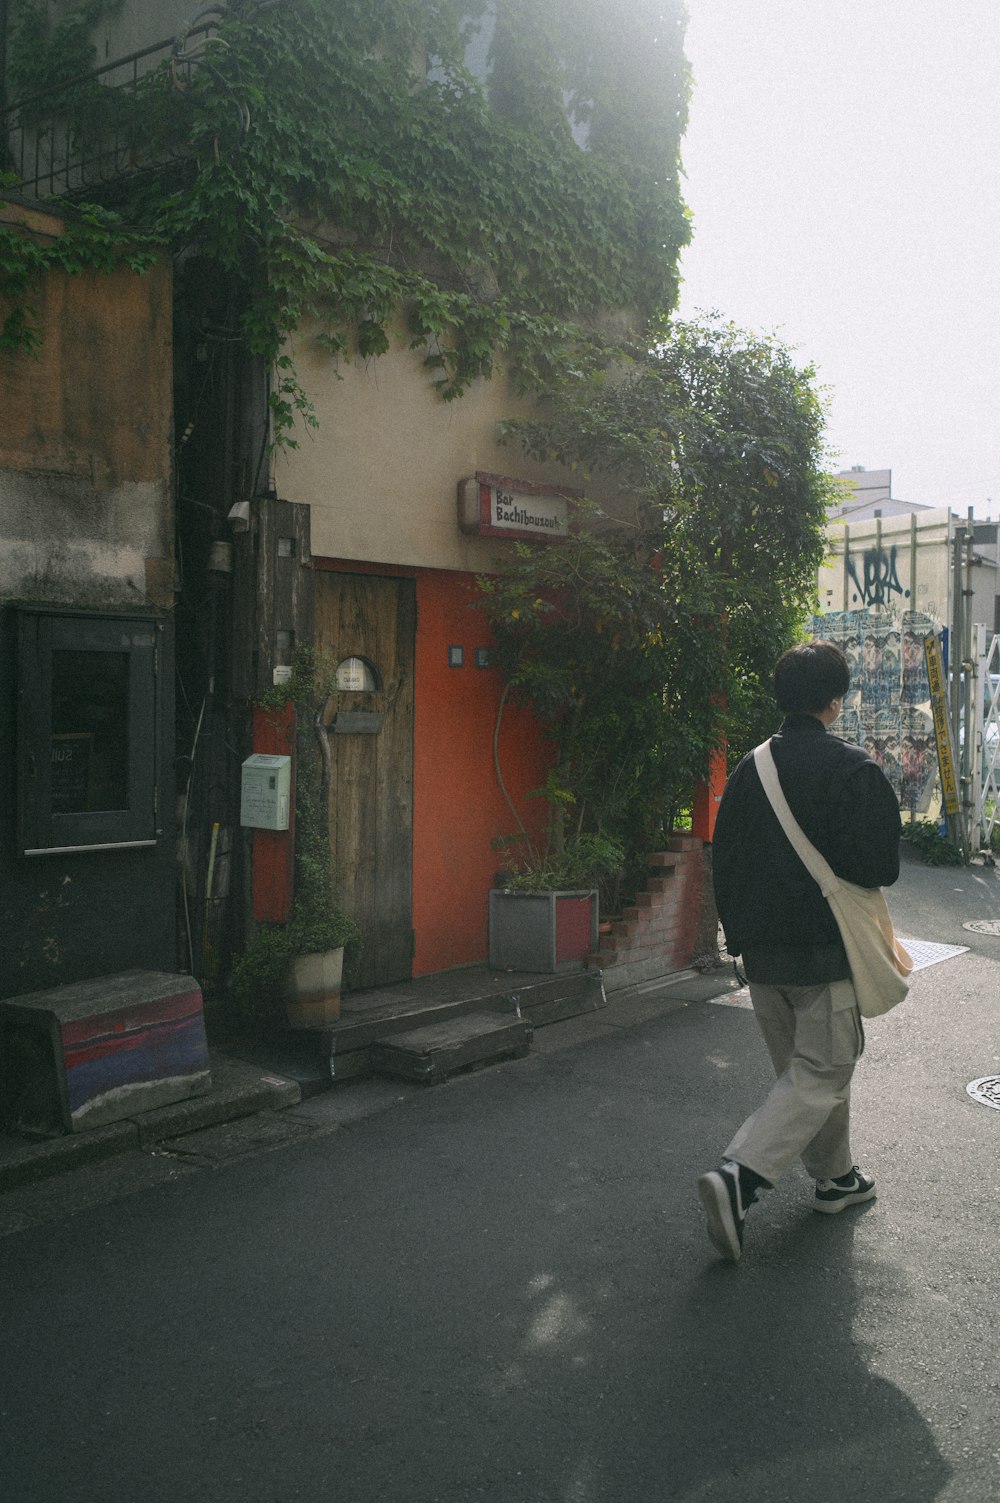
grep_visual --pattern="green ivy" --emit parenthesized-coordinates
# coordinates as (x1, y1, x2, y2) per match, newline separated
(491, 826, 625, 894)
(5, 1, 121, 108)
(476, 322, 835, 883)
(3, 0, 690, 441)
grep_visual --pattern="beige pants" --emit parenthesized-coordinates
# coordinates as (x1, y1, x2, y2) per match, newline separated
(724, 978, 864, 1185)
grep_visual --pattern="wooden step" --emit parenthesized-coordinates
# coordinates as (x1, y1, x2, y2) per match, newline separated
(368, 1011, 532, 1083)
(254, 969, 607, 1087)
(511, 970, 606, 1026)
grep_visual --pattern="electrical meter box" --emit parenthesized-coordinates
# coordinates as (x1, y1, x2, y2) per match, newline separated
(240, 754, 291, 830)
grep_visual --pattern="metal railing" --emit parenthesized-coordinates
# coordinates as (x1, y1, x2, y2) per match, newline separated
(2, 25, 217, 200)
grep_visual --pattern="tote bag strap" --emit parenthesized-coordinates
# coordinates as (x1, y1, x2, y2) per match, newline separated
(752, 741, 839, 897)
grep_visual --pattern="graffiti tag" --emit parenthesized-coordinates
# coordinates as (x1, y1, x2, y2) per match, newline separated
(846, 545, 909, 607)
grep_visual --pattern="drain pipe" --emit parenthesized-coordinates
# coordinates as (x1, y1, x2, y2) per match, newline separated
(0, 0, 8, 122)
(961, 511, 977, 850)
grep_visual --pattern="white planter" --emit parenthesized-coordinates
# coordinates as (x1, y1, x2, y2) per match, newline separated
(284, 946, 344, 1029)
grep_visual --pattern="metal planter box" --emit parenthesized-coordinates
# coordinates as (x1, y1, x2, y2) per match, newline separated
(488, 889, 598, 973)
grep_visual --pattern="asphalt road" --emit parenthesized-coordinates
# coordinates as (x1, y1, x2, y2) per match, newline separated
(1, 845, 998, 1502)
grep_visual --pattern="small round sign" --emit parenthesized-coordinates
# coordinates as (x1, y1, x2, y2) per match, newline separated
(966, 1077, 1000, 1112)
(962, 919, 1000, 935)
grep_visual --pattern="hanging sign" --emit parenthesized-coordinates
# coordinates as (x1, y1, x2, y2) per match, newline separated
(458, 472, 573, 541)
(924, 634, 960, 816)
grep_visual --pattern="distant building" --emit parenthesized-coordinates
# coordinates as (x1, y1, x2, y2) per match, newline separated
(829, 466, 932, 522)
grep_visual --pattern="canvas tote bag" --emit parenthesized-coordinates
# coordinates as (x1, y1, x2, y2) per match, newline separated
(753, 741, 912, 1018)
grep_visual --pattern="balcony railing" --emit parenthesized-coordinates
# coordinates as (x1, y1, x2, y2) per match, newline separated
(2, 25, 217, 201)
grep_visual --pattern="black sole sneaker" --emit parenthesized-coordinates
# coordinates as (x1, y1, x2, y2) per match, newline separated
(814, 1166, 876, 1214)
(697, 1162, 754, 1262)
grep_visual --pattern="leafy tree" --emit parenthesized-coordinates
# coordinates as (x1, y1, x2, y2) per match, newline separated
(478, 318, 835, 890)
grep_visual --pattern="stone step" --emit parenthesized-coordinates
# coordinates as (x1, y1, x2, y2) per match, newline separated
(368, 1012, 532, 1083)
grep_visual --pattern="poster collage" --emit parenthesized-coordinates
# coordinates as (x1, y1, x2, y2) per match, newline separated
(810, 610, 939, 815)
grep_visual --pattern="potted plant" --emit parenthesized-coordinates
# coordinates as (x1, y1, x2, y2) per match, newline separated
(489, 797, 624, 972)
(231, 907, 360, 1032)
(231, 773, 361, 1030)
(474, 502, 704, 954)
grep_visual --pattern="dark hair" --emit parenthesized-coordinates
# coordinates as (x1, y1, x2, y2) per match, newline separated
(773, 641, 850, 714)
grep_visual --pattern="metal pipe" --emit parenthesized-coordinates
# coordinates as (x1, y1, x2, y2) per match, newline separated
(961, 512, 976, 847)
(0, 0, 9, 122)
(950, 517, 963, 742)
(201, 819, 222, 981)
(947, 515, 969, 857)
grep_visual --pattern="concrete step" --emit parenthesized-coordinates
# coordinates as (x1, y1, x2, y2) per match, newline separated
(368, 1012, 533, 1083)
(237, 968, 608, 1088)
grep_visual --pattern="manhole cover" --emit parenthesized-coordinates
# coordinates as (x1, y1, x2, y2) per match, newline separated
(967, 1077, 1000, 1112)
(962, 919, 1000, 935)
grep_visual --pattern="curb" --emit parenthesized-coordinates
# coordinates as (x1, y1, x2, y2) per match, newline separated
(0, 1051, 300, 1193)
(0, 969, 738, 1196)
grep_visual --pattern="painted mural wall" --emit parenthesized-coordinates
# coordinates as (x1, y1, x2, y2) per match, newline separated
(810, 611, 938, 815)
(814, 513, 961, 816)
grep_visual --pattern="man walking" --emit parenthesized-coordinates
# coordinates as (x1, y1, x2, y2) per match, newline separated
(699, 641, 901, 1262)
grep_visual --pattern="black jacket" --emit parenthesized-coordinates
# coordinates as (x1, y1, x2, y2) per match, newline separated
(712, 714, 902, 984)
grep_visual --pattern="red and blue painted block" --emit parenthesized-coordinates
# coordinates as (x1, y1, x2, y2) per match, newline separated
(0, 971, 211, 1135)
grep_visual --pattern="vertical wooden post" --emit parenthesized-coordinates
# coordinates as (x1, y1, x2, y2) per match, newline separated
(251, 701, 296, 921)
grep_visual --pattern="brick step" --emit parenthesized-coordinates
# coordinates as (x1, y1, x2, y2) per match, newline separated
(368, 1012, 532, 1083)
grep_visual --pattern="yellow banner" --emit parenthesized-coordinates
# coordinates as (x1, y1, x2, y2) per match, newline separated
(924, 635, 959, 815)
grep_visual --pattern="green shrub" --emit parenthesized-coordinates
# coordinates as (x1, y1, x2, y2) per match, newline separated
(492, 829, 625, 893)
(901, 819, 963, 866)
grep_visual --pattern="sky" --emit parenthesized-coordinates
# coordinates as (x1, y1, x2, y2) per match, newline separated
(676, 1, 1000, 515)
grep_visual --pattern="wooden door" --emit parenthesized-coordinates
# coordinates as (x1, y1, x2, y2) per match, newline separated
(314, 573, 415, 988)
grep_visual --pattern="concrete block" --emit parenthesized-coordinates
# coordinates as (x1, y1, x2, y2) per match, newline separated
(1, 971, 210, 1136)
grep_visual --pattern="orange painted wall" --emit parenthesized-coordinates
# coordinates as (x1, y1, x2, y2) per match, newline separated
(411, 569, 550, 975)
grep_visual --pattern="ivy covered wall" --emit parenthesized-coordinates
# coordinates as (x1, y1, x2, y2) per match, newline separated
(4, 0, 691, 434)
(0, 0, 698, 989)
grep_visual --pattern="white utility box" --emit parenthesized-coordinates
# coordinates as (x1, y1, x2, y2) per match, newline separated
(240, 754, 291, 830)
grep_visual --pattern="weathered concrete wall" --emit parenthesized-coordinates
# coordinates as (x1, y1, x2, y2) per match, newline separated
(0, 211, 174, 609)
(0, 206, 177, 1000)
